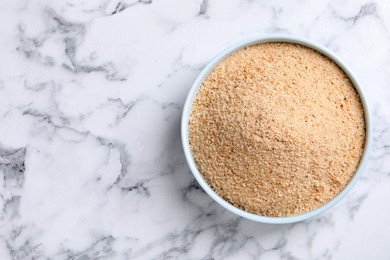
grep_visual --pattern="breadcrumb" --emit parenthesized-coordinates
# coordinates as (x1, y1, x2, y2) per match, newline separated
(188, 43, 365, 217)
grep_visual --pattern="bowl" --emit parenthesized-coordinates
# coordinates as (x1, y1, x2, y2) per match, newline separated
(181, 35, 372, 224)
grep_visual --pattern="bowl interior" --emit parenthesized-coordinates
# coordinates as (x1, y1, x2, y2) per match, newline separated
(181, 35, 372, 224)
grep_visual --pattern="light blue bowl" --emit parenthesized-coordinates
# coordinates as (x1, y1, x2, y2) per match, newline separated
(181, 35, 372, 224)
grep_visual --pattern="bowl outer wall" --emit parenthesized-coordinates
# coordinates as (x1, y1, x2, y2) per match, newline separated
(181, 35, 372, 224)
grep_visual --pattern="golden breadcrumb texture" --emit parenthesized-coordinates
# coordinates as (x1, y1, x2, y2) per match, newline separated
(188, 43, 366, 217)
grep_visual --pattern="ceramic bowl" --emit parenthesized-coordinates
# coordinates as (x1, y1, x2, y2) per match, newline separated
(181, 35, 372, 224)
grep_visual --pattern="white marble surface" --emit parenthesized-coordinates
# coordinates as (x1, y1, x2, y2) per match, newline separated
(0, 0, 389, 259)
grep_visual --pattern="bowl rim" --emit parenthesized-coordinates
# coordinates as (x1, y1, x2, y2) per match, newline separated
(181, 34, 372, 224)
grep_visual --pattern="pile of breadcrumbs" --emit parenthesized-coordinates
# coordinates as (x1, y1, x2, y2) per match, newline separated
(189, 43, 365, 217)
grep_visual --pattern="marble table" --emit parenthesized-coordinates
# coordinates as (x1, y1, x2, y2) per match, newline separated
(1, 0, 389, 259)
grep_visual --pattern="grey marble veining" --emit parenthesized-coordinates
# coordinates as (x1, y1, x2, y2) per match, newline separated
(0, 0, 390, 259)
